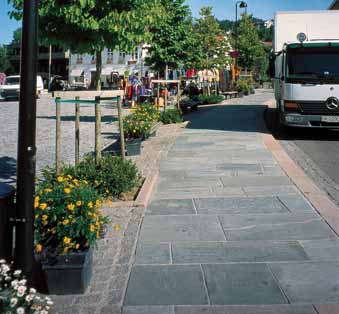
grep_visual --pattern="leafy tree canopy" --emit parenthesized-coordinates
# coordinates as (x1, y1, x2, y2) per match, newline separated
(236, 14, 266, 71)
(0, 45, 13, 73)
(194, 6, 223, 68)
(145, 0, 204, 72)
(9, 0, 162, 54)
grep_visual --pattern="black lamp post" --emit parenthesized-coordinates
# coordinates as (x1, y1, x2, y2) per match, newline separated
(235, 1, 248, 41)
(15, 0, 38, 276)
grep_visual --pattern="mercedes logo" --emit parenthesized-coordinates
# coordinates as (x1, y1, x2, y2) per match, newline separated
(326, 97, 339, 110)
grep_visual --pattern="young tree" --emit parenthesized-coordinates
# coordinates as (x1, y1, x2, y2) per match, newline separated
(0, 45, 12, 73)
(9, 0, 161, 90)
(236, 14, 266, 71)
(194, 6, 223, 68)
(145, 0, 203, 74)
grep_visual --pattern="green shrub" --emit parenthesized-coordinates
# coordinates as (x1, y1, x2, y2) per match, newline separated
(123, 114, 152, 140)
(237, 78, 253, 95)
(198, 95, 224, 105)
(35, 176, 108, 256)
(139, 102, 161, 122)
(160, 109, 183, 124)
(41, 155, 141, 198)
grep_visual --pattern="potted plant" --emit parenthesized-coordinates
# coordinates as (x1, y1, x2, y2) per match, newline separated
(34, 175, 109, 295)
(0, 259, 53, 312)
(138, 103, 161, 137)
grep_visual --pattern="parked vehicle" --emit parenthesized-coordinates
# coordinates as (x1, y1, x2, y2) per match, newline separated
(0, 75, 44, 100)
(269, 11, 339, 128)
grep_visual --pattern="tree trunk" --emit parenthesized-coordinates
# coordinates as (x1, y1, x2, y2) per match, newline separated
(95, 50, 102, 91)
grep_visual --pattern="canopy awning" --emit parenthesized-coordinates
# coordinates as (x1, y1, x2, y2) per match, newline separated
(70, 67, 84, 77)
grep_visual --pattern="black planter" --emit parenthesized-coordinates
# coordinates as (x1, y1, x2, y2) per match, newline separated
(42, 249, 93, 295)
(126, 138, 142, 156)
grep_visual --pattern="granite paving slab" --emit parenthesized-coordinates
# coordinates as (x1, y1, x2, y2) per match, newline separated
(135, 243, 171, 264)
(220, 176, 292, 187)
(278, 195, 315, 212)
(269, 262, 339, 303)
(139, 215, 226, 242)
(202, 264, 287, 304)
(146, 199, 196, 215)
(124, 265, 208, 305)
(219, 213, 337, 241)
(172, 241, 309, 264)
(123, 306, 174, 314)
(194, 196, 288, 214)
(174, 305, 317, 314)
(300, 239, 339, 261)
(243, 185, 301, 197)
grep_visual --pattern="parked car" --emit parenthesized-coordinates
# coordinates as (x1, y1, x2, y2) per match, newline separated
(48, 75, 69, 92)
(0, 75, 44, 100)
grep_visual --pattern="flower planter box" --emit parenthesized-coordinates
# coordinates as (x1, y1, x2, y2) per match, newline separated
(126, 138, 142, 156)
(42, 249, 93, 295)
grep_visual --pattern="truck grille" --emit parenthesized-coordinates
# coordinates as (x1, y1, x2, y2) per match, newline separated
(299, 101, 339, 115)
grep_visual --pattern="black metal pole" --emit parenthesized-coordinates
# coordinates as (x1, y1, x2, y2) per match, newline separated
(15, 0, 38, 275)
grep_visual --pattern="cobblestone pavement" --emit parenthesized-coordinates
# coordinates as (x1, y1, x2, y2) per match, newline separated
(122, 90, 339, 314)
(0, 93, 129, 183)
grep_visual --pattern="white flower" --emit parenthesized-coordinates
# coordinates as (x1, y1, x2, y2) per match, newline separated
(1, 265, 10, 273)
(29, 287, 37, 294)
(19, 279, 27, 286)
(11, 279, 19, 288)
(0, 259, 6, 264)
(17, 290, 25, 297)
(10, 297, 18, 307)
(25, 294, 34, 302)
(47, 300, 54, 305)
(17, 285, 27, 295)
(14, 270, 22, 276)
(17, 307, 25, 314)
(40, 310, 49, 314)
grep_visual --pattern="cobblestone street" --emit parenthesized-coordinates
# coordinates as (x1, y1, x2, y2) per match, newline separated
(0, 93, 127, 183)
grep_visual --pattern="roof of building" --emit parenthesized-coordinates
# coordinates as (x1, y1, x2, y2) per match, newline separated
(329, 0, 339, 9)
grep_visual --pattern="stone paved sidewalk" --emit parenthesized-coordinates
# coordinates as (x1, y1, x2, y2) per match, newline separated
(123, 90, 339, 314)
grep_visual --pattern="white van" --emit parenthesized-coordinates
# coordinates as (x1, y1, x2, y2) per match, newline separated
(0, 75, 44, 100)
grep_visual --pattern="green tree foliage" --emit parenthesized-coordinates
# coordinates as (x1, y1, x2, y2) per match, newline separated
(236, 14, 266, 72)
(194, 6, 223, 68)
(145, 0, 203, 73)
(0, 45, 12, 73)
(9, 0, 161, 90)
(11, 28, 22, 44)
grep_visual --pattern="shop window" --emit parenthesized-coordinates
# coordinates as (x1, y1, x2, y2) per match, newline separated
(107, 49, 114, 64)
(76, 54, 83, 64)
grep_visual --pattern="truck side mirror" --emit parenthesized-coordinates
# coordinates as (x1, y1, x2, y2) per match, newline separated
(268, 54, 276, 78)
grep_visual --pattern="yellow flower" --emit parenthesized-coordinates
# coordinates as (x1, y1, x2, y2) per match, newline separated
(34, 201, 39, 209)
(88, 201, 94, 209)
(62, 219, 69, 225)
(35, 196, 40, 202)
(90, 224, 95, 232)
(44, 188, 52, 193)
(42, 215, 48, 221)
(39, 203, 47, 210)
(36, 244, 42, 253)
(76, 201, 82, 206)
(63, 247, 69, 254)
(75, 243, 80, 250)
(67, 175, 73, 180)
(96, 200, 102, 207)
(72, 219, 76, 223)
(67, 203, 75, 211)
(94, 180, 99, 186)
(57, 176, 64, 183)
(35, 214, 39, 219)
(83, 180, 88, 185)
(64, 188, 71, 194)
(88, 212, 93, 217)
(63, 237, 71, 245)
(96, 231, 100, 239)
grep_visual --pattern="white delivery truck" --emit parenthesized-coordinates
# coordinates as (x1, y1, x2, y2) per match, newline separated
(269, 11, 339, 128)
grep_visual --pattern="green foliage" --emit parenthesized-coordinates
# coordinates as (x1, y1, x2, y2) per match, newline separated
(160, 109, 183, 124)
(42, 156, 141, 199)
(34, 176, 108, 256)
(236, 14, 266, 71)
(146, 0, 203, 71)
(9, 0, 162, 89)
(194, 6, 223, 68)
(11, 27, 22, 44)
(0, 45, 12, 73)
(198, 94, 224, 105)
(237, 78, 253, 95)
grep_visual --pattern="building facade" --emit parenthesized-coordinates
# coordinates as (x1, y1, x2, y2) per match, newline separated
(69, 46, 148, 89)
(7, 43, 69, 86)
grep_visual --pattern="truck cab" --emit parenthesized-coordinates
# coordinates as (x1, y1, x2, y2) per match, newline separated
(270, 11, 339, 128)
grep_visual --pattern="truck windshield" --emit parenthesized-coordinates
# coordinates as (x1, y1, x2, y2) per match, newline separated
(286, 47, 339, 83)
(5, 77, 20, 85)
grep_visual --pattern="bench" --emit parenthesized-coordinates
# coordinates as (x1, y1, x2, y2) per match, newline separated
(221, 91, 239, 99)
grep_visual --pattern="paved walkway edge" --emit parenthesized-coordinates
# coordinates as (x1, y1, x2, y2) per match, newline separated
(263, 100, 339, 236)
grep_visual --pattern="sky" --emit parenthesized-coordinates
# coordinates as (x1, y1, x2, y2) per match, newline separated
(0, 0, 333, 45)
